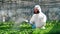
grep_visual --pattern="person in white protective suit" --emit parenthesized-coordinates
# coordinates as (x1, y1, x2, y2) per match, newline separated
(29, 5, 47, 29)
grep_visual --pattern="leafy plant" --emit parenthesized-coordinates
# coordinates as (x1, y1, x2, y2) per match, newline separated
(0, 20, 60, 34)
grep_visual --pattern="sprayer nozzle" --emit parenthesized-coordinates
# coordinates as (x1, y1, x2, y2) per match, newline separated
(24, 20, 28, 22)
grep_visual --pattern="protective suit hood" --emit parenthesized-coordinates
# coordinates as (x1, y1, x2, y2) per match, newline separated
(34, 5, 42, 13)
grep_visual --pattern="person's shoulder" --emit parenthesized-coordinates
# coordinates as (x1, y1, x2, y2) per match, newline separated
(42, 13, 47, 19)
(42, 13, 46, 16)
(40, 13, 47, 18)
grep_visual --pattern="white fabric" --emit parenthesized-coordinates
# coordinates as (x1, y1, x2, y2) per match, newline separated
(30, 5, 47, 28)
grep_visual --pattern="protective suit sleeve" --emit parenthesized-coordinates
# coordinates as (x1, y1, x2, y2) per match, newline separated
(30, 15, 35, 24)
(43, 15, 47, 26)
(43, 15, 47, 23)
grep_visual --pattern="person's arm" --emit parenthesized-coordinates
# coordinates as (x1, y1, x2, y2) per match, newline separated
(30, 15, 36, 28)
(44, 15, 47, 26)
(29, 15, 35, 24)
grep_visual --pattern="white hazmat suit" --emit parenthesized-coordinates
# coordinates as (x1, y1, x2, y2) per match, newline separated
(30, 5, 47, 28)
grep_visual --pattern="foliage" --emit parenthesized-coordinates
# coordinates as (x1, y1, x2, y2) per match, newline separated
(0, 20, 60, 34)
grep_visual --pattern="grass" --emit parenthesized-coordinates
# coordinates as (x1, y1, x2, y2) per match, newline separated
(0, 20, 60, 34)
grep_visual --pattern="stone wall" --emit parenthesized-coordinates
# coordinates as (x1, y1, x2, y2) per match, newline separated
(0, 0, 60, 21)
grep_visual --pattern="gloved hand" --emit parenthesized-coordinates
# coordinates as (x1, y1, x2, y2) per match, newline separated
(32, 24, 36, 29)
(25, 20, 36, 29)
(28, 22, 36, 29)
